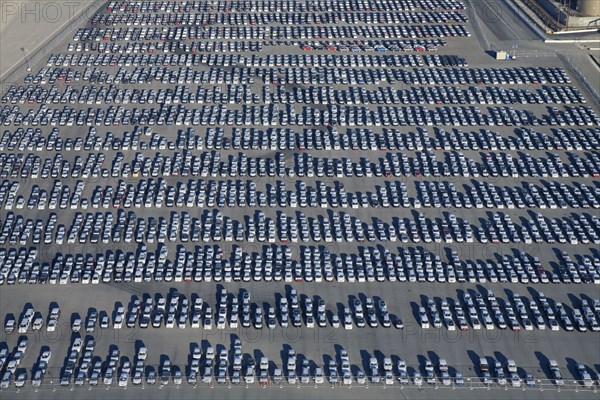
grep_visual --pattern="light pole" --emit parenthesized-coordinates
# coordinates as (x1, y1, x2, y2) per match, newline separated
(21, 48, 31, 72)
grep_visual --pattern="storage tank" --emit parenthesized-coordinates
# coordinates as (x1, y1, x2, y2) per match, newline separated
(577, 0, 600, 17)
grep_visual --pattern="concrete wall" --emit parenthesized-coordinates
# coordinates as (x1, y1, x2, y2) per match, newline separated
(569, 15, 600, 26)
(577, 0, 600, 17)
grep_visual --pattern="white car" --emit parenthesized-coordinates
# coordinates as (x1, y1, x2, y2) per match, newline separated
(72, 318, 82, 332)
(40, 349, 52, 364)
(331, 315, 340, 328)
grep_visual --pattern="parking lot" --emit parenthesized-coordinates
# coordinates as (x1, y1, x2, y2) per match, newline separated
(0, 0, 599, 399)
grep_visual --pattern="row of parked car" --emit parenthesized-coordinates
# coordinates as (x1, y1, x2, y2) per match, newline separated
(65, 38, 451, 55)
(2, 125, 598, 156)
(263, 84, 583, 106)
(55, 335, 151, 387)
(8, 174, 598, 215)
(34, 61, 572, 87)
(199, 126, 599, 153)
(2, 148, 599, 185)
(416, 179, 600, 210)
(2, 82, 586, 107)
(3, 286, 401, 334)
(75, 19, 470, 38)
(91, 9, 468, 27)
(73, 24, 471, 44)
(2, 183, 600, 237)
(78, 40, 265, 54)
(35, 52, 465, 70)
(4, 199, 600, 246)
(6, 285, 598, 336)
(1, 236, 598, 286)
(3, 102, 598, 128)
(2, 335, 596, 390)
(48, 340, 451, 388)
(418, 290, 600, 332)
(0, 337, 34, 388)
(102, 0, 467, 13)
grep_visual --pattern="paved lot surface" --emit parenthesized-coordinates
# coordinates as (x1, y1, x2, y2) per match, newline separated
(1, 1, 600, 399)
(0, 1, 100, 81)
